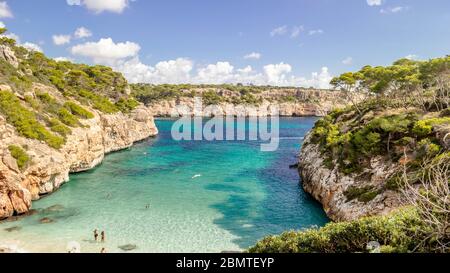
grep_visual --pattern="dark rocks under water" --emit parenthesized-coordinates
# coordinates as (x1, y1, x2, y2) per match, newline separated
(4, 226, 22, 232)
(119, 244, 138, 251)
(39, 217, 55, 224)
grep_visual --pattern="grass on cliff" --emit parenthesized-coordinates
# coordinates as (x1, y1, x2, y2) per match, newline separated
(0, 90, 65, 149)
(8, 145, 30, 170)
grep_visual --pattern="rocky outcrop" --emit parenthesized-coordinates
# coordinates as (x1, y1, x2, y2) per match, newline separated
(0, 106, 158, 219)
(0, 45, 19, 68)
(147, 89, 362, 117)
(298, 134, 403, 222)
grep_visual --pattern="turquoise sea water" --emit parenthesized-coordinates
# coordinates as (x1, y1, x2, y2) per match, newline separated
(0, 118, 328, 253)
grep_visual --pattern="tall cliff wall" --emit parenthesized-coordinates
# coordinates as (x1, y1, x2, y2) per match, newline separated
(0, 103, 158, 220)
(145, 88, 362, 117)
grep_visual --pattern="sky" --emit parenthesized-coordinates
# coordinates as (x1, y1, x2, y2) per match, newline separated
(1, 0, 449, 88)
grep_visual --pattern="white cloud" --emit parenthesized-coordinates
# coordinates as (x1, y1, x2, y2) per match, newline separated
(244, 52, 261, 60)
(67, 0, 130, 14)
(0, 31, 18, 42)
(291, 26, 304, 38)
(308, 29, 324, 36)
(114, 56, 332, 88)
(367, 0, 383, 6)
(68, 36, 331, 88)
(74, 27, 92, 39)
(342, 57, 353, 65)
(263, 63, 292, 85)
(0, 29, 43, 53)
(270, 26, 288, 37)
(0, 21, 5, 28)
(293, 67, 333, 89)
(0, 1, 13, 18)
(195, 62, 236, 84)
(237, 65, 253, 74)
(53, 34, 72, 45)
(380, 6, 407, 14)
(115, 57, 193, 84)
(71, 38, 141, 64)
(54, 57, 74, 62)
(405, 54, 419, 60)
(22, 42, 43, 52)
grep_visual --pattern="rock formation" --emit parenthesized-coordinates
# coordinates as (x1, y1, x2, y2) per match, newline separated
(146, 89, 362, 117)
(298, 133, 402, 222)
(0, 103, 158, 219)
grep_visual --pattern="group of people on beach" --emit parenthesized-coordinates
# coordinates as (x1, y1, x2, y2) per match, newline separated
(94, 229, 106, 242)
(94, 229, 107, 253)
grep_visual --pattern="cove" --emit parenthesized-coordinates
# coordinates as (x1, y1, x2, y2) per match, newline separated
(0, 118, 329, 253)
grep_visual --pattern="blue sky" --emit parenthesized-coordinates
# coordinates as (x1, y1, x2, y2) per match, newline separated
(1, 0, 449, 87)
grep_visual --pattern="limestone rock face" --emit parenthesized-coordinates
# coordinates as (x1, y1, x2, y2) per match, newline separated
(0, 105, 158, 219)
(298, 133, 403, 222)
(0, 45, 19, 68)
(146, 89, 363, 117)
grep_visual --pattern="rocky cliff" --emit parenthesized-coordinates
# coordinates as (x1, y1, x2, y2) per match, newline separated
(299, 133, 402, 222)
(137, 86, 362, 117)
(0, 103, 158, 219)
(298, 103, 450, 222)
(0, 40, 159, 220)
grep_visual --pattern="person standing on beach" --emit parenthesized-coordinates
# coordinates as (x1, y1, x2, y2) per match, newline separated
(101, 248, 107, 253)
(101, 231, 106, 243)
(94, 229, 99, 242)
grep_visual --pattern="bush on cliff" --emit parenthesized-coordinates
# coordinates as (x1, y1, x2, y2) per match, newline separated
(64, 101, 94, 119)
(0, 91, 65, 149)
(8, 145, 30, 170)
(249, 208, 434, 253)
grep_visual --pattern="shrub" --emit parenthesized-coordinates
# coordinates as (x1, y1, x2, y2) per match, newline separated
(249, 208, 429, 253)
(413, 117, 450, 137)
(115, 98, 139, 113)
(0, 91, 64, 149)
(24, 95, 41, 110)
(48, 118, 72, 137)
(57, 108, 79, 127)
(8, 145, 30, 170)
(202, 90, 223, 105)
(64, 101, 94, 119)
(413, 120, 433, 137)
(344, 186, 380, 203)
(78, 89, 119, 114)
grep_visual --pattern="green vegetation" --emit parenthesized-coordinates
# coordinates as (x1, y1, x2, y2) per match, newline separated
(8, 145, 30, 170)
(0, 29, 143, 150)
(35, 92, 80, 127)
(48, 118, 72, 137)
(251, 55, 450, 253)
(202, 90, 224, 105)
(0, 91, 64, 149)
(131, 83, 306, 105)
(131, 84, 190, 103)
(344, 186, 381, 203)
(0, 29, 138, 115)
(64, 101, 94, 119)
(249, 208, 432, 253)
(116, 98, 140, 113)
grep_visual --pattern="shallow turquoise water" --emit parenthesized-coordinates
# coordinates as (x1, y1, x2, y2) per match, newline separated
(0, 118, 328, 253)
